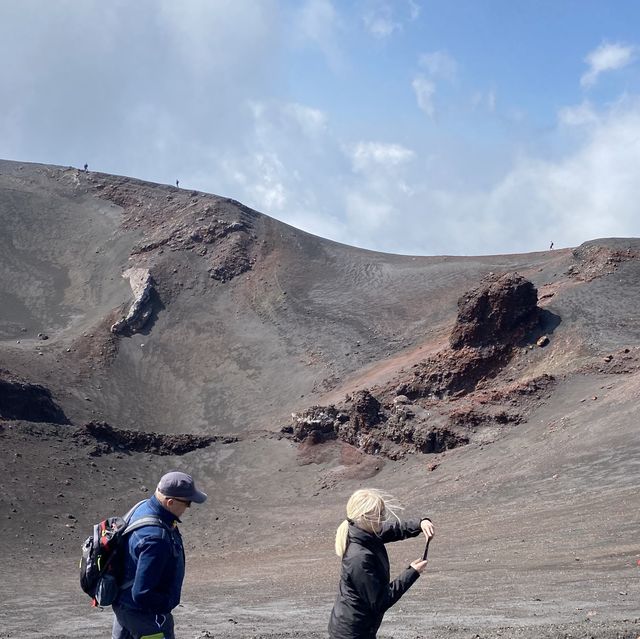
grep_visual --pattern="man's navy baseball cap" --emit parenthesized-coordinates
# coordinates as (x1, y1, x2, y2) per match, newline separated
(157, 471, 207, 504)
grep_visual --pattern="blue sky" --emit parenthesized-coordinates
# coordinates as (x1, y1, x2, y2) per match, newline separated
(1, 1, 639, 256)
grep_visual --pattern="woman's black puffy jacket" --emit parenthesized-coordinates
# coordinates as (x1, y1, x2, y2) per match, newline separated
(328, 519, 426, 638)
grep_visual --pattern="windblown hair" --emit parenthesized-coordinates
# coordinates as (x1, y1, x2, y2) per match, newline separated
(334, 488, 402, 557)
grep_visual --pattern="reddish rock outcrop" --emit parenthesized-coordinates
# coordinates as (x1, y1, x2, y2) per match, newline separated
(283, 272, 549, 458)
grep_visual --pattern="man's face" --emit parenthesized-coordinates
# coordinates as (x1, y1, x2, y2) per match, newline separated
(166, 497, 191, 517)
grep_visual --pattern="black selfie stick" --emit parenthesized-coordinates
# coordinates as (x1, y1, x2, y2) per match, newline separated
(422, 537, 431, 561)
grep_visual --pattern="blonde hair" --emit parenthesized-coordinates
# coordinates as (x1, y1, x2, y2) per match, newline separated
(334, 488, 402, 557)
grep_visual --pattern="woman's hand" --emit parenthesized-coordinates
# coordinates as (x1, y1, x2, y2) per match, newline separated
(410, 559, 428, 574)
(421, 519, 434, 540)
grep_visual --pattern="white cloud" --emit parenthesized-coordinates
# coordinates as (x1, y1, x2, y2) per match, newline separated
(412, 51, 457, 119)
(363, 4, 400, 39)
(346, 192, 393, 230)
(349, 142, 415, 173)
(249, 100, 329, 142)
(324, 97, 640, 256)
(412, 75, 436, 118)
(282, 103, 328, 138)
(472, 90, 496, 113)
(364, 16, 398, 39)
(580, 42, 636, 88)
(294, 0, 343, 70)
(157, 1, 276, 78)
(248, 152, 288, 211)
(362, 1, 421, 39)
(558, 101, 599, 127)
(419, 50, 457, 81)
(434, 97, 640, 253)
(0, 1, 282, 180)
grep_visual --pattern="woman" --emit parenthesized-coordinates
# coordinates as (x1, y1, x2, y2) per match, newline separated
(328, 488, 434, 639)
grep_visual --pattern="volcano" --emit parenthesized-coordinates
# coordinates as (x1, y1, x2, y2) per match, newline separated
(1, 159, 639, 638)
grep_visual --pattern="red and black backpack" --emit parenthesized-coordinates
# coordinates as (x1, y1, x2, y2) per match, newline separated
(79, 500, 167, 607)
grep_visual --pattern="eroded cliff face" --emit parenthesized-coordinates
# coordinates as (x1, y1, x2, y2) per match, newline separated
(110, 268, 155, 336)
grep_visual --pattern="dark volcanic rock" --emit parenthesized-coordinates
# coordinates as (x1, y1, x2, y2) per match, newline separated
(395, 345, 510, 400)
(450, 272, 539, 349)
(347, 390, 381, 430)
(336, 390, 384, 452)
(0, 377, 69, 424)
(287, 391, 383, 446)
(82, 421, 226, 455)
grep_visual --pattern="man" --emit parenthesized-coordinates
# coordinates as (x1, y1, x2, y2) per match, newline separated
(112, 471, 207, 639)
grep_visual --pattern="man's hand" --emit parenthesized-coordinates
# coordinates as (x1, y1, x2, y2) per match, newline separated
(410, 559, 428, 574)
(421, 519, 434, 540)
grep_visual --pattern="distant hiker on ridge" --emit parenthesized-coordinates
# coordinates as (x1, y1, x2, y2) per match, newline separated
(550, 241, 554, 250)
(175, 179, 179, 188)
(328, 488, 434, 639)
(111, 471, 207, 639)
(84, 163, 88, 172)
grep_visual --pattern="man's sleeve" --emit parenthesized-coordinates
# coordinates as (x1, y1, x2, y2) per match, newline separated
(131, 535, 171, 613)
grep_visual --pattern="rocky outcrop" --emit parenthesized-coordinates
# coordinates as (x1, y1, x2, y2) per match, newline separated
(450, 272, 539, 349)
(283, 273, 549, 458)
(94, 175, 258, 286)
(0, 375, 69, 424)
(110, 268, 154, 335)
(285, 394, 467, 458)
(398, 273, 541, 400)
(567, 240, 640, 282)
(285, 405, 344, 443)
(394, 345, 509, 400)
(81, 421, 236, 456)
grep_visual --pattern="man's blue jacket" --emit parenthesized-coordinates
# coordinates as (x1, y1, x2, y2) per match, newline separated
(115, 495, 185, 614)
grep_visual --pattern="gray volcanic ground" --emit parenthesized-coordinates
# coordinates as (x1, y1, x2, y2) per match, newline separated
(0, 159, 639, 638)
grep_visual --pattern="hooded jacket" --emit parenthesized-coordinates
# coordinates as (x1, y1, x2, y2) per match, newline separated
(328, 518, 426, 639)
(115, 495, 185, 614)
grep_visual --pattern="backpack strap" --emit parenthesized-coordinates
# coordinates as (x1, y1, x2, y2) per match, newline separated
(123, 516, 168, 536)
(123, 499, 148, 523)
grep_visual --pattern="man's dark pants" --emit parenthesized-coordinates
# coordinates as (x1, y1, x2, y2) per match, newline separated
(112, 603, 175, 639)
